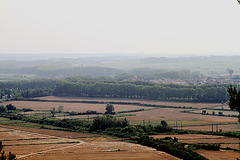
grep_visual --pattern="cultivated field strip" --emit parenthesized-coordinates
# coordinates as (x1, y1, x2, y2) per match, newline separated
(17, 142, 83, 159)
(2, 101, 152, 113)
(0, 126, 84, 159)
(0, 125, 181, 160)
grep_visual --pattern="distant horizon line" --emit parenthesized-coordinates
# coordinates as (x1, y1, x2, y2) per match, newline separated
(0, 53, 239, 56)
(0, 53, 239, 61)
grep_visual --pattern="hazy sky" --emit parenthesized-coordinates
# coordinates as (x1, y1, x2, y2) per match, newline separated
(1, 0, 240, 56)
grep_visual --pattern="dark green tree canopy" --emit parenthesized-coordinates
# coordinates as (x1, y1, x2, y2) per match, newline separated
(227, 86, 240, 121)
(105, 103, 115, 114)
(0, 105, 7, 113)
(6, 104, 16, 111)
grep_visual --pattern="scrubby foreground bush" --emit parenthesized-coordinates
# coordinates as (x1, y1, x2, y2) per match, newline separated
(0, 141, 16, 160)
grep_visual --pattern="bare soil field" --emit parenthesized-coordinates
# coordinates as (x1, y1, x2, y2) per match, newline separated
(182, 123, 240, 132)
(0, 125, 180, 160)
(2, 101, 152, 113)
(37, 96, 221, 108)
(197, 150, 240, 160)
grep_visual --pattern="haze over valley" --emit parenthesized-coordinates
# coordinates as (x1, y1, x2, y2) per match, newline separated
(0, 1, 240, 160)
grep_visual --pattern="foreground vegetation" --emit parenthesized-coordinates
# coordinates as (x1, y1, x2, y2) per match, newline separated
(0, 141, 16, 160)
(1, 111, 239, 160)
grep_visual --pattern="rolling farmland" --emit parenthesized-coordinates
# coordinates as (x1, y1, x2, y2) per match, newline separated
(0, 125, 179, 160)
(0, 96, 239, 160)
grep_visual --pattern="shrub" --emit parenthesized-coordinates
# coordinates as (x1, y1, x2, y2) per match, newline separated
(0, 105, 7, 113)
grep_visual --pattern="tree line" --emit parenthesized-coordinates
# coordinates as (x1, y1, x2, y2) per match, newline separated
(53, 78, 229, 102)
(0, 76, 232, 102)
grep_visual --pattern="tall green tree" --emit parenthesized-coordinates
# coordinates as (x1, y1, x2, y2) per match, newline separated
(227, 86, 240, 122)
(0, 105, 7, 113)
(105, 103, 115, 114)
(6, 104, 16, 113)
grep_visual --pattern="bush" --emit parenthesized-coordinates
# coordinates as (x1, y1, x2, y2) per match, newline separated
(189, 143, 220, 151)
(105, 103, 115, 114)
(91, 115, 129, 131)
(6, 104, 16, 112)
(22, 108, 33, 112)
(0, 141, 16, 160)
(0, 105, 7, 113)
(130, 136, 140, 141)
